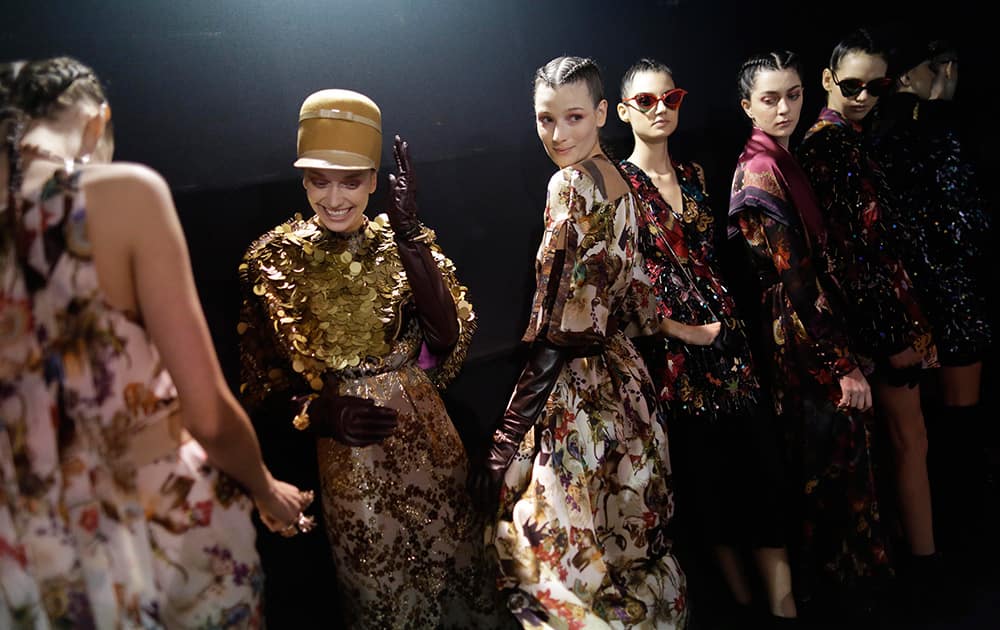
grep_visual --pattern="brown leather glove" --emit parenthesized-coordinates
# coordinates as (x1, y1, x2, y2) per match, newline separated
(307, 377, 398, 446)
(387, 135, 459, 354)
(468, 341, 565, 511)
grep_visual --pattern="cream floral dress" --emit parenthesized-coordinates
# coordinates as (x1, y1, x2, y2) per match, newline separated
(0, 170, 262, 629)
(490, 156, 688, 629)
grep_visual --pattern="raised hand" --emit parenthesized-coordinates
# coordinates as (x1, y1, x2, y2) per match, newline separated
(386, 134, 422, 240)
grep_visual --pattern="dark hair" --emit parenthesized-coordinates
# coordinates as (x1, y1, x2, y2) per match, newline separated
(533, 56, 604, 106)
(829, 28, 887, 72)
(1, 63, 25, 260)
(620, 58, 674, 100)
(928, 39, 958, 70)
(12, 56, 106, 120)
(737, 51, 803, 100)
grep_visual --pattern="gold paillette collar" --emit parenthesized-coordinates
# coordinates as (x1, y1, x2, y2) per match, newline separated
(245, 214, 412, 390)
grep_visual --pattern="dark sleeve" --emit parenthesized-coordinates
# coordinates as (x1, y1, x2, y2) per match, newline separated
(737, 204, 858, 379)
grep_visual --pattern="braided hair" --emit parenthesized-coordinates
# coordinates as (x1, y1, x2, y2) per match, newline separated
(533, 56, 604, 106)
(620, 58, 674, 100)
(737, 51, 803, 101)
(12, 56, 106, 120)
(2, 61, 26, 256)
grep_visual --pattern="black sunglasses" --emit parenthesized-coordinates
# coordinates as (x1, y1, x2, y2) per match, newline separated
(830, 70, 894, 98)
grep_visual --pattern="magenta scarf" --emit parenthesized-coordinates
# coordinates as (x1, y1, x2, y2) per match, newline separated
(745, 127, 827, 248)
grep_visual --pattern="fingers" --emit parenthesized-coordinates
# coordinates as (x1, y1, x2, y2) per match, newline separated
(392, 134, 408, 175)
(343, 408, 398, 446)
(861, 388, 873, 412)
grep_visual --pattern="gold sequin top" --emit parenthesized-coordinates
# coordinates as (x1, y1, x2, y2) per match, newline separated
(238, 213, 475, 412)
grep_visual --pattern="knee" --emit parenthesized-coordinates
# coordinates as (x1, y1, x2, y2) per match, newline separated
(892, 418, 929, 459)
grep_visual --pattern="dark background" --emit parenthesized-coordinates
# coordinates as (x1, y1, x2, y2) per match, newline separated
(4, 2, 997, 627)
(0, 0, 996, 432)
(2, 0, 993, 438)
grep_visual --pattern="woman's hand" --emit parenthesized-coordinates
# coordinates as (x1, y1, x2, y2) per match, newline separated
(660, 319, 721, 346)
(387, 135, 422, 240)
(254, 473, 316, 537)
(837, 367, 873, 412)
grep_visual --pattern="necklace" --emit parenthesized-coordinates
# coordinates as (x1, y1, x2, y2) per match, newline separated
(19, 142, 89, 173)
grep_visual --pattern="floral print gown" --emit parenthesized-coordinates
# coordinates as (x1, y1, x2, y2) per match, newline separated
(619, 160, 759, 420)
(240, 214, 508, 629)
(0, 171, 262, 629)
(490, 155, 688, 629)
(729, 130, 891, 602)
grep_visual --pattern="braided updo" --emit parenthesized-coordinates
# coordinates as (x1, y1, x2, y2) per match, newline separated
(534, 56, 604, 106)
(13, 56, 105, 120)
(737, 51, 803, 101)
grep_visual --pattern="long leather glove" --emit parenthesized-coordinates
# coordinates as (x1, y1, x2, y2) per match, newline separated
(305, 376, 398, 447)
(387, 135, 459, 354)
(468, 340, 565, 511)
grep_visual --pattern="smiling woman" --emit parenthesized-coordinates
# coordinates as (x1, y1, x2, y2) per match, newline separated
(238, 88, 511, 628)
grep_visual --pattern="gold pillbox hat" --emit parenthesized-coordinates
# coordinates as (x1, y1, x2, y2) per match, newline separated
(294, 89, 382, 170)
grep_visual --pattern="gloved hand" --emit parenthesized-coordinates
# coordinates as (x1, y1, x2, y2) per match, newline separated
(468, 341, 565, 512)
(387, 134, 422, 241)
(308, 377, 398, 446)
(386, 134, 459, 353)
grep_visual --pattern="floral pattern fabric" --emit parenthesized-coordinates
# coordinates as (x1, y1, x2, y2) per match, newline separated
(0, 171, 262, 629)
(492, 156, 688, 629)
(620, 159, 759, 420)
(729, 132, 892, 601)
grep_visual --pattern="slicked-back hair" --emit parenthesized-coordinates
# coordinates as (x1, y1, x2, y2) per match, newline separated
(620, 58, 674, 100)
(829, 28, 887, 72)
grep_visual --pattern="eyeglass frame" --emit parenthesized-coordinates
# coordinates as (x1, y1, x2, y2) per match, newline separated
(829, 69, 894, 98)
(622, 88, 689, 112)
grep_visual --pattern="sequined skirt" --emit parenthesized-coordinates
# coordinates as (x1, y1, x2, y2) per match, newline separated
(317, 363, 510, 629)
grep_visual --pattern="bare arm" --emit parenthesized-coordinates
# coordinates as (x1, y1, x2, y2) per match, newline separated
(83, 164, 307, 529)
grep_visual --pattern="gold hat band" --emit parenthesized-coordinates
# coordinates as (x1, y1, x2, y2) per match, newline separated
(299, 108, 380, 131)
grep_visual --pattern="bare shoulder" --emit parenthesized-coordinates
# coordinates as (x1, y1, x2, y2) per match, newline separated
(81, 162, 175, 219)
(82, 162, 171, 200)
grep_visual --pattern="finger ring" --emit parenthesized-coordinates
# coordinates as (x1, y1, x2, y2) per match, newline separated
(301, 489, 315, 505)
(296, 512, 316, 534)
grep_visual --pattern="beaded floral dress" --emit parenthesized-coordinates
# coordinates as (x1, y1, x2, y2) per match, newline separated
(797, 108, 937, 369)
(869, 94, 992, 364)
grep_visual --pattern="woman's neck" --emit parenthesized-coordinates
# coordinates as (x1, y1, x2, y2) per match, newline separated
(20, 123, 84, 167)
(627, 136, 672, 176)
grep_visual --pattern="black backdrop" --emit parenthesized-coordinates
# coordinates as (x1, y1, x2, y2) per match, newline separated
(2, 0, 993, 435)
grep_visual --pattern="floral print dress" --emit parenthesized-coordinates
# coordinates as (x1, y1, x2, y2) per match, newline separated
(490, 156, 688, 629)
(0, 170, 262, 629)
(620, 160, 759, 420)
(729, 130, 891, 602)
